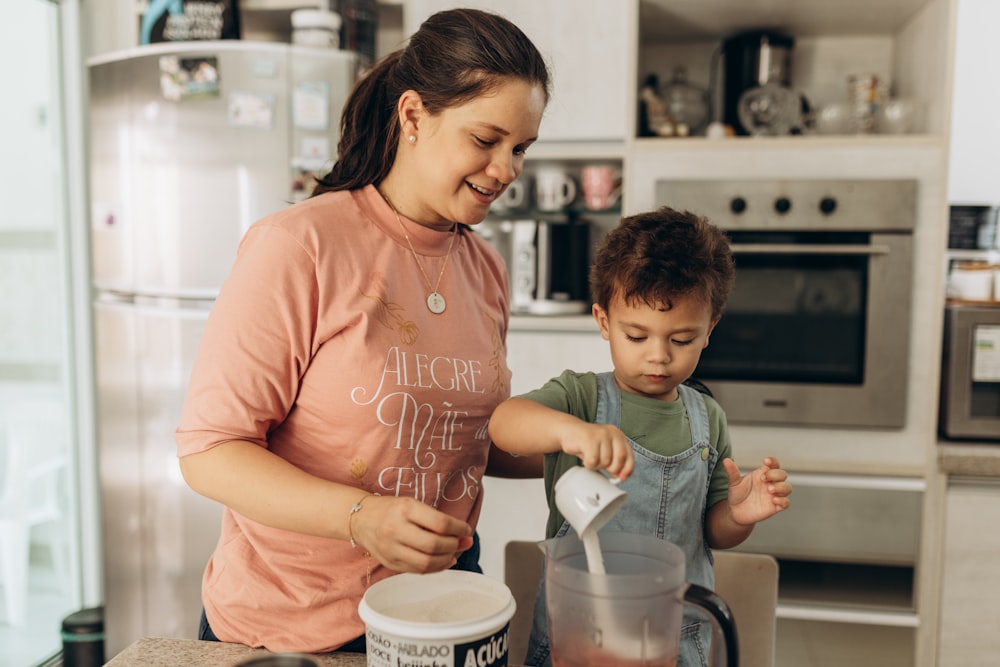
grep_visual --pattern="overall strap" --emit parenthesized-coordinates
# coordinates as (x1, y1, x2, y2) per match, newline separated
(677, 383, 710, 446)
(594, 371, 621, 427)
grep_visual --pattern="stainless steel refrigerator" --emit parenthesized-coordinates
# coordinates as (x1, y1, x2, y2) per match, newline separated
(87, 41, 356, 656)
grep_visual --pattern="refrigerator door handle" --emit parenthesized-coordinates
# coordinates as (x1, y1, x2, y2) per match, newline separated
(95, 290, 135, 305)
(131, 295, 215, 318)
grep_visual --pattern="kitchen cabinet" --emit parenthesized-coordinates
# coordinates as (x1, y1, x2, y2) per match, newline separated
(403, 0, 633, 144)
(476, 318, 610, 582)
(399, 2, 957, 666)
(628, 0, 953, 213)
(77, 2, 959, 665)
(445, 2, 955, 665)
(506, 318, 610, 396)
(937, 476, 1000, 666)
(639, 7, 950, 665)
(947, 0, 1000, 204)
(84, 1, 403, 60)
(635, 0, 952, 138)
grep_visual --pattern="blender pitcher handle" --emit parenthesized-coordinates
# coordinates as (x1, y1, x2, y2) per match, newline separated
(684, 583, 740, 667)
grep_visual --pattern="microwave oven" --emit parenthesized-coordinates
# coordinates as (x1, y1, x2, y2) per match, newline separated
(474, 219, 591, 315)
(940, 304, 1000, 441)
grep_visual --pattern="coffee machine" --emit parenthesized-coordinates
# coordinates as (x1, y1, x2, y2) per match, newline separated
(474, 218, 591, 315)
(720, 30, 795, 135)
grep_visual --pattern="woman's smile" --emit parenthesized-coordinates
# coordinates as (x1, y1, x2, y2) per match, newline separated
(467, 181, 498, 205)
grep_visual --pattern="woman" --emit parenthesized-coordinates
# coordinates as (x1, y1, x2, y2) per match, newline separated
(174, 8, 550, 653)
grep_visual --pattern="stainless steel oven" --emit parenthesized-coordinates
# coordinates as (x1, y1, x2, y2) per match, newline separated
(940, 303, 1000, 441)
(656, 179, 917, 428)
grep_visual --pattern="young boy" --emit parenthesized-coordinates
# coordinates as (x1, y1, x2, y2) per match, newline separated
(488, 206, 792, 667)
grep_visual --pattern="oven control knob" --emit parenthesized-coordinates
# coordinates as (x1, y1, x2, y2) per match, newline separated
(729, 197, 747, 214)
(819, 197, 838, 215)
(774, 197, 792, 214)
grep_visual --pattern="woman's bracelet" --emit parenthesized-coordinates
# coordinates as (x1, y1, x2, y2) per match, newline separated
(347, 493, 378, 549)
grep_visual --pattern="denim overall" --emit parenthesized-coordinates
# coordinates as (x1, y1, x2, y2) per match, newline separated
(524, 372, 718, 667)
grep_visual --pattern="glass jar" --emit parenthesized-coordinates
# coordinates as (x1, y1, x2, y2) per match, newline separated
(660, 66, 709, 137)
(737, 80, 802, 136)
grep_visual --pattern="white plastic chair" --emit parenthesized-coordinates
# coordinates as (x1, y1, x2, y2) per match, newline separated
(504, 540, 545, 664)
(711, 550, 779, 667)
(0, 416, 69, 626)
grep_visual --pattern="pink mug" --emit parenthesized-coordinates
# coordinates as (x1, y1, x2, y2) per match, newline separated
(581, 165, 621, 211)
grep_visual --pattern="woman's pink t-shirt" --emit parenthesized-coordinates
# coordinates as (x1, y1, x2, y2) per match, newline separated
(175, 185, 512, 651)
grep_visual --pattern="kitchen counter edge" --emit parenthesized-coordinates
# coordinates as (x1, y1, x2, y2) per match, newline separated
(104, 638, 362, 667)
(938, 441, 1000, 478)
(104, 637, 529, 667)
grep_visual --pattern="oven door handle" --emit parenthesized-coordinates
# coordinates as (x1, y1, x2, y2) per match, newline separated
(729, 243, 892, 256)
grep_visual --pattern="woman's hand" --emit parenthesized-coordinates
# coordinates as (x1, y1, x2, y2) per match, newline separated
(351, 494, 473, 573)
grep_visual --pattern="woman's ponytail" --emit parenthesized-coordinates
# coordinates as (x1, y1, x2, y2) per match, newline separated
(313, 51, 402, 194)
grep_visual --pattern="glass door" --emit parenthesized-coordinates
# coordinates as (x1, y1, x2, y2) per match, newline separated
(698, 230, 871, 385)
(0, 1, 98, 664)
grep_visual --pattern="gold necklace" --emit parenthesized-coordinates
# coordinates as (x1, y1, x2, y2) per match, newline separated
(382, 193, 457, 314)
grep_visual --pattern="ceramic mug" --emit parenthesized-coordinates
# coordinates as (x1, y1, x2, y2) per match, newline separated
(534, 168, 577, 212)
(581, 164, 622, 211)
(948, 262, 994, 301)
(490, 179, 528, 214)
(554, 466, 627, 536)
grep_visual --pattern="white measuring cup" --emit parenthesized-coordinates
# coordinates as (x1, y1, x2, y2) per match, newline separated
(553, 466, 627, 537)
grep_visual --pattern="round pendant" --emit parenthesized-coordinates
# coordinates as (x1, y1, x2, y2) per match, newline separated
(427, 292, 446, 314)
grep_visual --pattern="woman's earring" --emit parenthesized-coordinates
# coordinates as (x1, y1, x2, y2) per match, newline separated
(408, 135, 416, 143)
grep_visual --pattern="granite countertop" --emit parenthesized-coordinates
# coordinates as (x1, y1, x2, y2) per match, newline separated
(106, 638, 530, 667)
(105, 638, 367, 666)
(938, 442, 1000, 477)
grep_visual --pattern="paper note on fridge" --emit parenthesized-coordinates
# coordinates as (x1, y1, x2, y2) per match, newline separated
(972, 324, 1000, 382)
(227, 91, 275, 129)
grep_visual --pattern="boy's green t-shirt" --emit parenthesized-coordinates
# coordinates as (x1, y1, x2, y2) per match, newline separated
(517, 369, 734, 538)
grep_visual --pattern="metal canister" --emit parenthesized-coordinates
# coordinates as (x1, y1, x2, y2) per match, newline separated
(61, 606, 105, 667)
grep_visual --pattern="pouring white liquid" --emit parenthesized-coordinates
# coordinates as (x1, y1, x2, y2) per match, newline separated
(554, 469, 668, 662)
(554, 467, 623, 576)
(576, 528, 659, 663)
(581, 527, 607, 574)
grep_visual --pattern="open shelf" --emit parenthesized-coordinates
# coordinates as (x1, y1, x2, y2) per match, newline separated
(776, 618, 916, 666)
(775, 559, 917, 626)
(639, 0, 939, 40)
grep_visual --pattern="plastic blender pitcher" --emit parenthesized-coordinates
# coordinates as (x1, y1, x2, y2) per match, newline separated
(539, 531, 738, 667)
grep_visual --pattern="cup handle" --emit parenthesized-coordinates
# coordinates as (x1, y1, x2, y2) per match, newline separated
(683, 583, 739, 667)
(609, 184, 622, 207)
(562, 177, 577, 206)
(507, 182, 523, 207)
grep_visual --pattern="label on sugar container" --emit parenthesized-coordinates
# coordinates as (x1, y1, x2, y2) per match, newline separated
(364, 622, 509, 667)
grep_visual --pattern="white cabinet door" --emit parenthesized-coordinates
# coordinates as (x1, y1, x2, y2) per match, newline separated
(507, 327, 611, 394)
(474, 325, 609, 582)
(947, 0, 1000, 203)
(938, 477, 1000, 666)
(404, 0, 632, 142)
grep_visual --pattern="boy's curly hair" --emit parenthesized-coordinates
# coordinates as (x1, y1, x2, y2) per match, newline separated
(590, 206, 735, 319)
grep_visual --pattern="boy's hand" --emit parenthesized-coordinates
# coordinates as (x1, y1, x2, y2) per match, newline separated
(723, 456, 792, 525)
(561, 422, 635, 482)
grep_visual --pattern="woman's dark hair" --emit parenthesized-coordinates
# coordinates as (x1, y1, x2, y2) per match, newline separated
(313, 8, 550, 195)
(590, 207, 736, 320)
